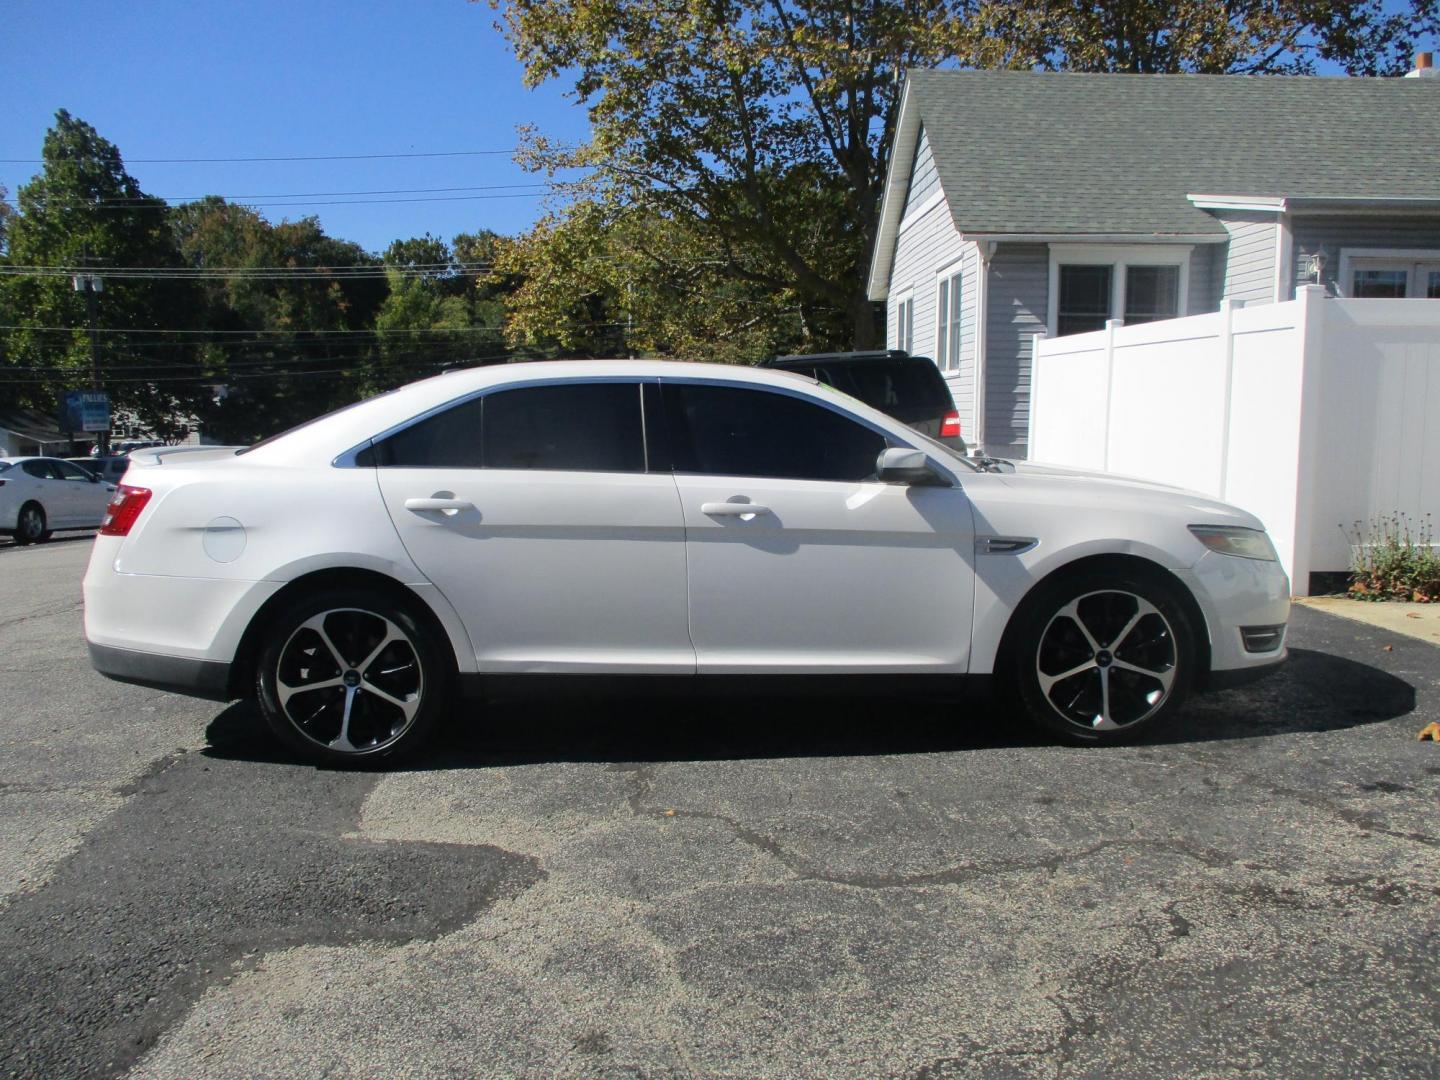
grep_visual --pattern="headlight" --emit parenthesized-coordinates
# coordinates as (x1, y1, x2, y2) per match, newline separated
(1188, 525, 1278, 561)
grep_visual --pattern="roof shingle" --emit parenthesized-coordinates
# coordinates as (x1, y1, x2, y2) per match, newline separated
(906, 69, 1440, 236)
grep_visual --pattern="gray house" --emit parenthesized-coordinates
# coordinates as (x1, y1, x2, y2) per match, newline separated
(867, 63, 1440, 458)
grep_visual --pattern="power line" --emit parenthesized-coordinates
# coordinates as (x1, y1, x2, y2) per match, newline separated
(0, 267, 497, 281)
(0, 319, 638, 336)
(12, 192, 551, 213)
(0, 323, 506, 334)
(0, 148, 569, 164)
(26, 183, 553, 203)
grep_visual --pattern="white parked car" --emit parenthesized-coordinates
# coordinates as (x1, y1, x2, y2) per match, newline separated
(84, 360, 1289, 764)
(1, 456, 118, 544)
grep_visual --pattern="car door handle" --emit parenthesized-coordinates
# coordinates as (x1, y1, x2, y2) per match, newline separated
(700, 502, 772, 517)
(404, 497, 475, 513)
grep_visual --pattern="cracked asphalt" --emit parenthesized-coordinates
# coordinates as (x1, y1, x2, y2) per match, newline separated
(1, 538, 1438, 1078)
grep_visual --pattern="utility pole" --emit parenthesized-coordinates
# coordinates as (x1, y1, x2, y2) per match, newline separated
(72, 246, 109, 454)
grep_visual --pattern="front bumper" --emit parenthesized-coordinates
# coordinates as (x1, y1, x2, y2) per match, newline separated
(1174, 550, 1291, 683)
(88, 641, 233, 702)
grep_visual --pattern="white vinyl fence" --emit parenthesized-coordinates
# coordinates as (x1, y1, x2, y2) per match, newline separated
(1029, 286, 1440, 593)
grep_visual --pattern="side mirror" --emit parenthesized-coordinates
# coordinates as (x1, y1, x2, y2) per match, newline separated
(876, 447, 950, 487)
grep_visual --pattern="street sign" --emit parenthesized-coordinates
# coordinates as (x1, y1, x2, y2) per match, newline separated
(59, 390, 111, 434)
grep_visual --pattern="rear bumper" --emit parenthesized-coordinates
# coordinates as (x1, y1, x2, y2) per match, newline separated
(87, 641, 233, 702)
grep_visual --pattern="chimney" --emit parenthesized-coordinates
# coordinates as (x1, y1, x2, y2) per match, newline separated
(1404, 51, 1437, 78)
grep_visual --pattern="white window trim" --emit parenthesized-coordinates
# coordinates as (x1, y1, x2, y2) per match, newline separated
(1337, 247, 1440, 298)
(892, 289, 915, 352)
(1047, 244, 1193, 334)
(934, 262, 963, 372)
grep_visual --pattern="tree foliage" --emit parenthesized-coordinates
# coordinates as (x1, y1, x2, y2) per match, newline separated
(169, 197, 392, 442)
(968, 0, 1440, 76)
(0, 111, 206, 432)
(489, 0, 972, 350)
(488, 0, 1439, 356)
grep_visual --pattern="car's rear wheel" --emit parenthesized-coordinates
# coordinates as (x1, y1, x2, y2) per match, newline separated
(14, 503, 50, 545)
(1009, 567, 1197, 744)
(255, 588, 448, 766)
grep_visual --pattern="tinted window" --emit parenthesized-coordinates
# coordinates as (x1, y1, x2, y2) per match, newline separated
(371, 382, 644, 473)
(22, 460, 57, 480)
(484, 383, 643, 472)
(55, 461, 94, 482)
(832, 362, 950, 413)
(665, 384, 886, 482)
(1057, 265, 1113, 336)
(372, 396, 484, 467)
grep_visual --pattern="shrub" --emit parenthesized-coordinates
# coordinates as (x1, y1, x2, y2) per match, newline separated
(1342, 513, 1440, 602)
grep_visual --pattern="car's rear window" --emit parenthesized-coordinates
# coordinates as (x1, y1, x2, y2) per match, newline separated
(826, 362, 951, 412)
(0, 462, 11, 474)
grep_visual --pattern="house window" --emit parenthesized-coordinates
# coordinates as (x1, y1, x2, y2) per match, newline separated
(1123, 265, 1181, 323)
(1050, 246, 1191, 337)
(1057, 266, 1113, 336)
(934, 269, 962, 371)
(894, 293, 914, 352)
(1342, 255, 1440, 299)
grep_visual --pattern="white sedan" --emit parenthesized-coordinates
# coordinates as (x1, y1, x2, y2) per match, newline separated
(1, 456, 117, 544)
(83, 360, 1289, 764)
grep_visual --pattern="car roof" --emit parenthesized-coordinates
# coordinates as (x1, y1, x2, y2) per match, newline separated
(239, 358, 912, 465)
(764, 351, 934, 367)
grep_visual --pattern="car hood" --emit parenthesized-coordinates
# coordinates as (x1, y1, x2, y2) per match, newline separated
(1004, 459, 1194, 494)
(969, 458, 1267, 532)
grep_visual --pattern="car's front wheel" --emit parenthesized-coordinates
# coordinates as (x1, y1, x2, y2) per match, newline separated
(255, 588, 449, 766)
(1008, 567, 1197, 744)
(13, 503, 50, 545)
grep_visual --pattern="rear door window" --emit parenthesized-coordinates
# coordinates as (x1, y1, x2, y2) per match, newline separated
(370, 382, 645, 473)
(22, 460, 59, 480)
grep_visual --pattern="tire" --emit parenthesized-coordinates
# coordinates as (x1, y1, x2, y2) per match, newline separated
(255, 587, 450, 766)
(13, 503, 50, 545)
(1006, 566, 1197, 745)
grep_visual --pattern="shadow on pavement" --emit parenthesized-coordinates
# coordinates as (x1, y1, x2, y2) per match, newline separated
(202, 645, 1415, 771)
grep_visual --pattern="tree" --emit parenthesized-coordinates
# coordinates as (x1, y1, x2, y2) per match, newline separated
(487, 0, 1439, 354)
(0, 111, 206, 428)
(367, 232, 510, 392)
(0, 185, 13, 258)
(493, 199, 839, 362)
(489, 0, 973, 350)
(967, 0, 1440, 76)
(171, 198, 388, 442)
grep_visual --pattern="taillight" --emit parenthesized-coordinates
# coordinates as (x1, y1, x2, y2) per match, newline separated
(99, 485, 152, 537)
(940, 410, 962, 439)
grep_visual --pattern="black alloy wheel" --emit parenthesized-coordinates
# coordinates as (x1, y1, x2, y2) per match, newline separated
(255, 589, 449, 766)
(1011, 569, 1197, 744)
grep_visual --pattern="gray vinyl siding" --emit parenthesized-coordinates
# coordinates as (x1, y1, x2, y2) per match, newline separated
(1290, 214, 1440, 295)
(904, 128, 941, 214)
(888, 190, 977, 432)
(1219, 213, 1278, 304)
(1188, 243, 1224, 314)
(984, 243, 1048, 458)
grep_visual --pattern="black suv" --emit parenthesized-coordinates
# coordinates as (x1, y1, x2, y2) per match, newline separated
(759, 350, 966, 453)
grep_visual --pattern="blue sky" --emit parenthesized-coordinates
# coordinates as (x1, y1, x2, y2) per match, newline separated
(1, 0, 591, 254)
(3, 0, 1434, 257)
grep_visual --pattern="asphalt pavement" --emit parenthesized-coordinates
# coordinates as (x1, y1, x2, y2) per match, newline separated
(1, 536, 1437, 1078)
